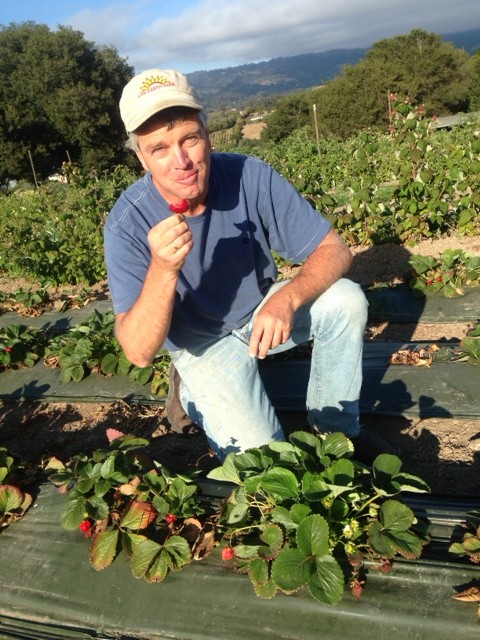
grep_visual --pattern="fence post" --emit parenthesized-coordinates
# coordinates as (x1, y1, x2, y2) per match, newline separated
(313, 104, 320, 156)
(28, 150, 39, 189)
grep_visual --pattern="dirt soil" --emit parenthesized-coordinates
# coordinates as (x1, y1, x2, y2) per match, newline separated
(1, 234, 479, 497)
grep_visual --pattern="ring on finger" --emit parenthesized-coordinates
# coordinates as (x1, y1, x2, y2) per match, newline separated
(171, 242, 179, 251)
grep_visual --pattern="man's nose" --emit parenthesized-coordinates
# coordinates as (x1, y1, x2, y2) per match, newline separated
(174, 145, 190, 167)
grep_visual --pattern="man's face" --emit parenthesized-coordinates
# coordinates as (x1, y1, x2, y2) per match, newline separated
(135, 114, 211, 208)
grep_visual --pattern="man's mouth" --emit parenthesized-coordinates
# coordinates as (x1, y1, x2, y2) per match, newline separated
(176, 170, 198, 186)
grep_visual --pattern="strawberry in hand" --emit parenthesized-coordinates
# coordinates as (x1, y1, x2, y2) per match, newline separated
(169, 199, 189, 214)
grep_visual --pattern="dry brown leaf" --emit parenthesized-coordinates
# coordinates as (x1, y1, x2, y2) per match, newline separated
(192, 526, 215, 560)
(452, 585, 480, 619)
(389, 344, 441, 366)
(452, 586, 480, 602)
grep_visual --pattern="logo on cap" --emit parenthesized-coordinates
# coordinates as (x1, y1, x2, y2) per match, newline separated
(139, 75, 175, 97)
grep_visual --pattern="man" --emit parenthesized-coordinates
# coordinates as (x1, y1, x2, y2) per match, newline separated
(104, 68, 394, 463)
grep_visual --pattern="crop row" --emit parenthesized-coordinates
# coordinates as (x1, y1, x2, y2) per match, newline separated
(0, 99, 478, 288)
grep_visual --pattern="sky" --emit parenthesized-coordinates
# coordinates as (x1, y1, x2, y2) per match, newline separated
(2, 0, 480, 74)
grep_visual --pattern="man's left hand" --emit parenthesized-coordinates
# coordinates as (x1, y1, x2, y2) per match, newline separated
(248, 294, 293, 359)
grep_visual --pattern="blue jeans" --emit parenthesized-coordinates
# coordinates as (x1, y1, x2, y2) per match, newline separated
(169, 278, 368, 458)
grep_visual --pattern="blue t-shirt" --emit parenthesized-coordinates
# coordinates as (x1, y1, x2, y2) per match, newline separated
(104, 153, 331, 351)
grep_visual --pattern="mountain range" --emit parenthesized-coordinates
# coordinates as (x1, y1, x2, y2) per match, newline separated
(188, 28, 480, 111)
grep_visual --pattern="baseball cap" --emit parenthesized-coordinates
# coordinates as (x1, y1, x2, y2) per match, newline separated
(119, 69, 203, 132)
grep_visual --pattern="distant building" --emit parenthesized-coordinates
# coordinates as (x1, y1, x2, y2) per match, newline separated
(435, 111, 480, 129)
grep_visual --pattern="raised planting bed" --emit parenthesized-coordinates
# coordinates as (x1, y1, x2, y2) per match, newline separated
(0, 482, 479, 640)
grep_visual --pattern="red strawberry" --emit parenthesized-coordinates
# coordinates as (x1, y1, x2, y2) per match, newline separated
(79, 519, 93, 537)
(222, 546, 234, 560)
(165, 514, 177, 524)
(168, 199, 189, 214)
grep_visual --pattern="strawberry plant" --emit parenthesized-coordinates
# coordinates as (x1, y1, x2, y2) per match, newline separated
(48, 429, 431, 601)
(13, 280, 53, 312)
(0, 446, 33, 529)
(0, 284, 96, 315)
(458, 322, 480, 365)
(44, 309, 119, 382)
(387, 99, 457, 242)
(101, 346, 170, 396)
(46, 429, 214, 582)
(389, 323, 480, 367)
(0, 164, 137, 285)
(449, 510, 480, 564)
(408, 249, 480, 297)
(44, 309, 170, 394)
(0, 324, 45, 370)
(208, 430, 430, 604)
(0, 280, 53, 316)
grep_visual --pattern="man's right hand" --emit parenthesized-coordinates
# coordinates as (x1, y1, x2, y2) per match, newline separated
(148, 213, 193, 271)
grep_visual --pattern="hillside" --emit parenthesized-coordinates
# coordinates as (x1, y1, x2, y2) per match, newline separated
(188, 48, 367, 110)
(187, 27, 480, 111)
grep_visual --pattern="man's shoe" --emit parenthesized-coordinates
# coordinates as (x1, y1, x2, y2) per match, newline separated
(166, 363, 198, 434)
(352, 428, 398, 465)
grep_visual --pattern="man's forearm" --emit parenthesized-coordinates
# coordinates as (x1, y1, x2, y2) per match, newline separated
(280, 229, 353, 311)
(115, 262, 178, 367)
(113, 212, 194, 366)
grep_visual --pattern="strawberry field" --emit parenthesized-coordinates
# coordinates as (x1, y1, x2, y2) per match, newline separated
(0, 100, 478, 288)
(0, 102, 479, 638)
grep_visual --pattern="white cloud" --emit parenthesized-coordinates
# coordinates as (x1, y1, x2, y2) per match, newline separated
(66, 0, 480, 72)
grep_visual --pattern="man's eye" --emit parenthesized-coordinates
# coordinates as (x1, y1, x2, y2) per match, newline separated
(184, 136, 199, 146)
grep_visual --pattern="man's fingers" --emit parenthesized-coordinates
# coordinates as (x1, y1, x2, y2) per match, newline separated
(249, 323, 283, 359)
(148, 215, 193, 263)
(249, 307, 293, 358)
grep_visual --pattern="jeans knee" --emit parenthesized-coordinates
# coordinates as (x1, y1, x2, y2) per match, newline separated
(342, 279, 368, 326)
(315, 278, 368, 331)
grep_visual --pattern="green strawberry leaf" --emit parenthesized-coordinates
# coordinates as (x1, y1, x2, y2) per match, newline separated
(254, 579, 278, 599)
(383, 530, 423, 559)
(321, 458, 355, 497)
(163, 535, 191, 570)
(130, 536, 161, 579)
(0, 484, 24, 512)
(261, 467, 299, 499)
(258, 523, 284, 559)
(120, 500, 157, 530)
(61, 494, 88, 529)
(367, 521, 397, 557)
(302, 471, 330, 502)
(380, 500, 415, 531)
(289, 431, 321, 458)
(297, 514, 329, 557)
(89, 529, 119, 571)
(271, 548, 311, 592)
(308, 555, 345, 605)
(248, 557, 269, 587)
(145, 549, 169, 583)
(207, 454, 241, 484)
(321, 432, 354, 458)
(461, 535, 480, 553)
